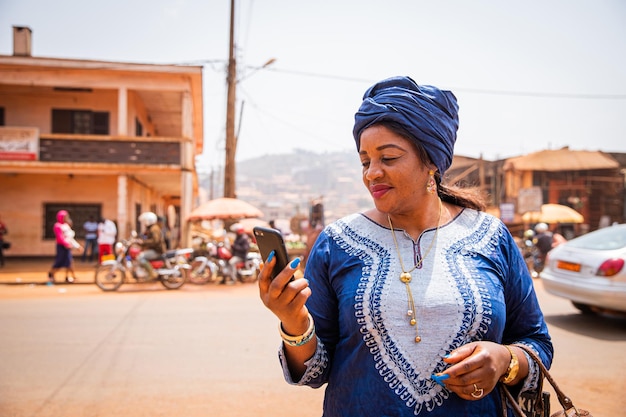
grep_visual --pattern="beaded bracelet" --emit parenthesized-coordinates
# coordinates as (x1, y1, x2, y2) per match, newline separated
(279, 313, 315, 347)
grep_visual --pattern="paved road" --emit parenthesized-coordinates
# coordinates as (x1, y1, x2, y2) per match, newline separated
(0, 282, 325, 417)
(0, 263, 624, 417)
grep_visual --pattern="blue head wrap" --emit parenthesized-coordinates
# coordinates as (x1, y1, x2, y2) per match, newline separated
(353, 76, 459, 175)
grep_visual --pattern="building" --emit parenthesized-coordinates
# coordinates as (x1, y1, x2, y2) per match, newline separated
(445, 148, 625, 235)
(502, 148, 624, 231)
(0, 27, 204, 256)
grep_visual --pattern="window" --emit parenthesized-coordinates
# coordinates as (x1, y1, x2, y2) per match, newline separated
(135, 118, 143, 136)
(93, 112, 109, 134)
(52, 109, 110, 135)
(44, 203, 101, 240)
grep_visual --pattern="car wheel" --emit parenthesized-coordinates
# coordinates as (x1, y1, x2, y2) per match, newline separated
(572, 302, 595, 315)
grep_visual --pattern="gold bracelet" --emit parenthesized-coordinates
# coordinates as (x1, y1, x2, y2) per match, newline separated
(501, 345, 520, 384)
(279, 313, 315, 347)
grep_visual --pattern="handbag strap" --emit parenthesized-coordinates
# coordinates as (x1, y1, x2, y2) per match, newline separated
(500, 383, 525, 417)
(512, 344, 578, 413)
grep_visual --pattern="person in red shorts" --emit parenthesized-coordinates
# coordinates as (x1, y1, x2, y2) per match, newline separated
(97, 217, 117, 262)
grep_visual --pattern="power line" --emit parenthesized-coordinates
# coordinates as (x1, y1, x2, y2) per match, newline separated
(451, 87, 626, 100)
(264, 67, 375, 84)
(263, 67, 626, 100)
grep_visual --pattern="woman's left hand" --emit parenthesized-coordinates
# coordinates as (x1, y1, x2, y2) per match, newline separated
(435, 341, 511, 400)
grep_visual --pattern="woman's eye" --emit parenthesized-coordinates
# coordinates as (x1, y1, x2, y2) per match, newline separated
(361, 160, 370, 168)
(381, 156, 399, 163)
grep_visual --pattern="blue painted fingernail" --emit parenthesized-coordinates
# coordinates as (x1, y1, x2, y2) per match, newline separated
(267, 251, 275, 262)
(290, 257, 301, 269)
(431, 374, 449, 387)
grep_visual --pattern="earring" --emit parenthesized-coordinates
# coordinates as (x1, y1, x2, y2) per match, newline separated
(426, 170, 437, 194)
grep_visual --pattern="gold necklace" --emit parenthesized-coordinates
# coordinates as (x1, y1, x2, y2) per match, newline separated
(387, 198, 442, 343)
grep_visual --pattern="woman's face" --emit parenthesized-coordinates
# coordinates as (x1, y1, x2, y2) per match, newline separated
(359, 125, 433, 215)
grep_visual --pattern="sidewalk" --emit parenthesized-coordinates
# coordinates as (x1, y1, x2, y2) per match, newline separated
(0, 257, 98, 285)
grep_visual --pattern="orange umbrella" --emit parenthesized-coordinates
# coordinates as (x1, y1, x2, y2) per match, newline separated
(522, 204, 584, 224)
(187, 197, 263, 221)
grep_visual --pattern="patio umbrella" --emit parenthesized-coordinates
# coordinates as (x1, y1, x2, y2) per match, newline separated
(187, 197, 263, 221)
(238, 218, 270, 234)
(522, 203, 584, 224)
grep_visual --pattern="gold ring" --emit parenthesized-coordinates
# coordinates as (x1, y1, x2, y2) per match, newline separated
(470, 383, 484, 398)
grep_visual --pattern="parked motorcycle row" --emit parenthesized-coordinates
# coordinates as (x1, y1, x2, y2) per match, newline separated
(188, 232, 262, 285)
(94, 232, 193, 291)
(93, 231, 262, 291)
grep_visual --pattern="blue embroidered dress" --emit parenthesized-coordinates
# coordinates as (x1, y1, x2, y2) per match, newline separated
(279, 209, 553, 416)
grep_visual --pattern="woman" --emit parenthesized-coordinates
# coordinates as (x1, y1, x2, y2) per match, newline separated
(48, 210, 81, 284)
(258, 76, 552, 416)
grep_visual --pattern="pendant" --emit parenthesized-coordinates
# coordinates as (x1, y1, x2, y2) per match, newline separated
(400, 272, 412, 283)
(415, 336, 422, 343)
(410, 318, 416, 326)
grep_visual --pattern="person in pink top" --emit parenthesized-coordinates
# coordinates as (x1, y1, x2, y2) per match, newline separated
(47, 210, 81, 284)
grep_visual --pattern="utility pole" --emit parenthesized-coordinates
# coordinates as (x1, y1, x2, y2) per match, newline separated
(223, 0, 275, 199)
(224, 0, 237, 198)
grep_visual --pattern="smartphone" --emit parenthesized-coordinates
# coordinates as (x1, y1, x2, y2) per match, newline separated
(253, 226, 291, 280)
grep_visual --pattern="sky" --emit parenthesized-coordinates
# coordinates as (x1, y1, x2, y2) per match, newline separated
(1, 0, 625, 173)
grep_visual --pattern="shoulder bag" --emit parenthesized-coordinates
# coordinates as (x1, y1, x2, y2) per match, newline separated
(500, 343, 592, 417)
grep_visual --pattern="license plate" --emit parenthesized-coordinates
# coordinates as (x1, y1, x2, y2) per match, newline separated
(557, 261, 581, 272)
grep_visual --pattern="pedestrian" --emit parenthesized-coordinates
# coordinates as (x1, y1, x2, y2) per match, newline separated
(550, 224, 567, 247)
(533, 222, 553, 268)
(82, 215, 99, 262)
(268, 219, 282, 234)
(48, 210, 81, 284)
(258, 76, 553, 416)
(97, 217, 117, 262)
(0, 214, 8, 267)
(226, 223, 250, 284)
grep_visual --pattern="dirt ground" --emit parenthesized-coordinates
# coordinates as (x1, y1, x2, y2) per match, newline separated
(0, 257, 622, 417)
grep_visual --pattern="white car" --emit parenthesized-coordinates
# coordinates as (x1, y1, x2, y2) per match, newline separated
(540, 224, 626, 314)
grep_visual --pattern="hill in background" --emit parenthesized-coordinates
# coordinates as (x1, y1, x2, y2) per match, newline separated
(199, 149, 373, 229)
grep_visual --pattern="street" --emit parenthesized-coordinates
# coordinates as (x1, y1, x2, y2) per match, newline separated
(0, 277, 624, 417)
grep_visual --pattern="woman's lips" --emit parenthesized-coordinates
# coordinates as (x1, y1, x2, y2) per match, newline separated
(370, 184, 391, 199)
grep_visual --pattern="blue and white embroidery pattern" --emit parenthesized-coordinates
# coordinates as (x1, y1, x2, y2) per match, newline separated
(277, 209, 551, 416)
(329, 213, 499, 415)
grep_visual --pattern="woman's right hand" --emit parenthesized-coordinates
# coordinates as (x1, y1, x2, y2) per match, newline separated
(259, 253, 317, 379)
(258, 253, 311, 337)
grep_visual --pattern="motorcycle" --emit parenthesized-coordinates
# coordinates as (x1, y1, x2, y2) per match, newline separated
(95, 232, 193, 291)
(519, 229, 544, 279)
(188, 236, 261, 285)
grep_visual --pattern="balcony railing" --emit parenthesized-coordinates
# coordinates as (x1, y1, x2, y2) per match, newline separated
(39, 134, 181, 165)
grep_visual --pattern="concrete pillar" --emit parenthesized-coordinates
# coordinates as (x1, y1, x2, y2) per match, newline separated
(117, 87, 128, 136)
(181, 170, 193, 247)
(117, 175, 128, 238)
(180, 90, 194, 247)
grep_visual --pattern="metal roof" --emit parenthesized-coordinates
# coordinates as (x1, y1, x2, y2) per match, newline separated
(503, 148, 619, 172)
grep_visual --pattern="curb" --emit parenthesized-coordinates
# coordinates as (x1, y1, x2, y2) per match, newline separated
(0, 257, 98, 286)
(1, 281, 95, 286)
